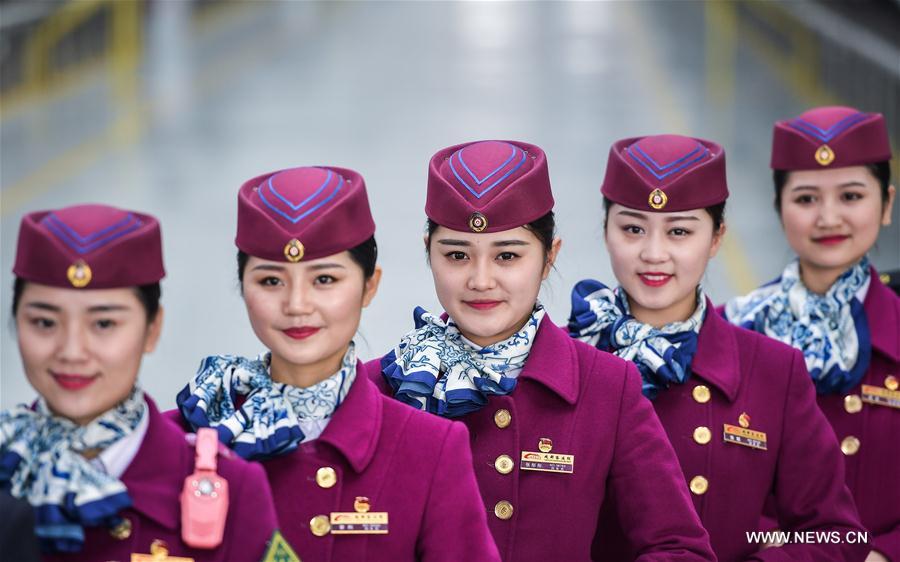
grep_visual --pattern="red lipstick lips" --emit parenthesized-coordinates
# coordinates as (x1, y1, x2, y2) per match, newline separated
(283, 327, 320, 340)
(52, 373, 98, 391)
(464, 300, 502, 311)
(813, 235, 849, 246)
(639, 273, 673, 287)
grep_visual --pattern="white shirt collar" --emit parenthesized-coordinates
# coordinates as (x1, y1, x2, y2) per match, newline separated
(90, 402, 149, 478)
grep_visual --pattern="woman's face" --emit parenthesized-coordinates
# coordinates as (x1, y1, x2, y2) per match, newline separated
(779, 166, 895, 280)
(605, 203, 723, 327)
(428, 225, 561, 347)
(16, 283, 162, 425)
(242, 252, 380, 381)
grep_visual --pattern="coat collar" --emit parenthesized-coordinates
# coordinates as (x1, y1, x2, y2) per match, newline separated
(316, 361, 382, 474)
(518, 314, 580, 405)
(121, 396, 188, 531)
(690, 297, 741, 402)
(865, 267, 900, 362)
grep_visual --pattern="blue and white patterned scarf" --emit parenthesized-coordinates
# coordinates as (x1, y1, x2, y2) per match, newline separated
(177, 343, 357, 460)
(0, 387, 146, 553)
(568, 280, 706, 399)
(725, 257, 871, 394)
(381, 304, 546, 418)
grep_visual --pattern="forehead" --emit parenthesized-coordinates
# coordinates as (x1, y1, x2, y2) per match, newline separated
(432, 224, 536, 244)
(20, 282, 139, 308)
(785, 165, 876, 189)
(608, 202, 708, 221)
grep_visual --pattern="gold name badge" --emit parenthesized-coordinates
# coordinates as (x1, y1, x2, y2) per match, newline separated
(519, 451, 575, 474)
(723, 424, 767, 451)
(861, 384, 900, 409)
(132, 556, 193, 562)
(329, 512, 389, 535)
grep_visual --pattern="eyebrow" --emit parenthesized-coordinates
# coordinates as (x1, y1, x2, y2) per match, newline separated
(617, 210, 700, 222)
(791, 181, 869, 192)
(23, 303, 130, 313)
(436, 239, 530, 247)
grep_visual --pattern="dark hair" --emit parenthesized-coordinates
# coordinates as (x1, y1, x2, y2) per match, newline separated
(425, 211, 557, 258)
(602, 197, 726, 232)
(773, 161, 892, 213)
(237, 235, 379, 289)
(11, 277, 162, 323)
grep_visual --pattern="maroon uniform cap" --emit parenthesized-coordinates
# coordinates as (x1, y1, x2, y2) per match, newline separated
(771, 106, 891, 170)
(426, 140, 554, 233)
(601, 134, 728, 212)
(13, 204, 165, 289)
(236, 166, 375, 262)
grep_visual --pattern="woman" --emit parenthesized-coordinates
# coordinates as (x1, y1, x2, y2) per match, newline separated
(1, 204, 280, 561)
(726, 106, 898, 562)
(173, 166, 499, 561)
(568, 134, 869, 561)
(367, 140, 716, 561)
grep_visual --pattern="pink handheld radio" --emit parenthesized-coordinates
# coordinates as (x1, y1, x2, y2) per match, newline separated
(180, 427, 229, 548)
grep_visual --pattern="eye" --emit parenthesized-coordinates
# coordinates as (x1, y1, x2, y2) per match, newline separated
(623, 225, 644, 235)
(445, 251, 468, 261)
(497, 252, 518, 261)
(94, 319, 117, 330)
(314, 275, 336, 285)
(842, 191, 864, 202)
(29, 317, 56, 329)
(793, 194, 815, 205)
(669, 227, 691, 237)
(259, 276, 283, 287)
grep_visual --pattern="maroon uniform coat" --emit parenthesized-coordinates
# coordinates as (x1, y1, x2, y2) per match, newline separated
(366, 316, 716, 562)
(595, 300, 867, 561)
(171, 367, 501, 562)
(815, 272, 900, 560)
(46, 397, 279, 562)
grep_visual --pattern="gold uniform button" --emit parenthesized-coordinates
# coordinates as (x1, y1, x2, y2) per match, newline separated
(885, 375, 899, 391)
(844, 394, 863, 414)
(494, 455, 514, 475)
(316, 466, 337, 489)
(693, 426, 712, 445)
(841, 436, 861, 456)
(494, 409, 511, 429)
(692, 385, 711, 404)
(310, 514, 331, 536)
(494, 500, 514, 520)
(689, 475, 709, 495)
(109, 517, 132, 540)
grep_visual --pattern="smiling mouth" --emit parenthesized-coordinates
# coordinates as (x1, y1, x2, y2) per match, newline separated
(638, 273, 673, 287)
(282, 327, 321, 340)
(813, 235, 850, 246)
(51, 372, 99, 391)
(464, 300, 503, 310)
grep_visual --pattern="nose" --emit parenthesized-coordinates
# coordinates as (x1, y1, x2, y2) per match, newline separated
(58, 324, 89, 364)
(467, 259, 497, 292)
(283, 284, 315, 316)
(639, 232, 669, 264)
(815, 197, 842, 228)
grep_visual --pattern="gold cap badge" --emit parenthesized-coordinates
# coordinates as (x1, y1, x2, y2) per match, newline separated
(468, 212, 487, 233)
(815, 145, 835, 166)
(648, 188, 668, 210)
(284, 239, 304, 262)
(67, 260, 92, 288)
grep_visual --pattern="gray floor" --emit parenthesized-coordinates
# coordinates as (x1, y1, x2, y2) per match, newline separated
(2, 1, 898, 410)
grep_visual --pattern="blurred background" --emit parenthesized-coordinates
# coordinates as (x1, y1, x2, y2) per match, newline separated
(2, 0, 898, 409)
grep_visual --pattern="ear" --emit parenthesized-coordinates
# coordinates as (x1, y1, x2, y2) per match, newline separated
(362, 266, 382, 308)
(882, 184, 896, 226)
(143, 306, 164, 354)
(708, 223, 727, 259)
(542, 237, 563, 280)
